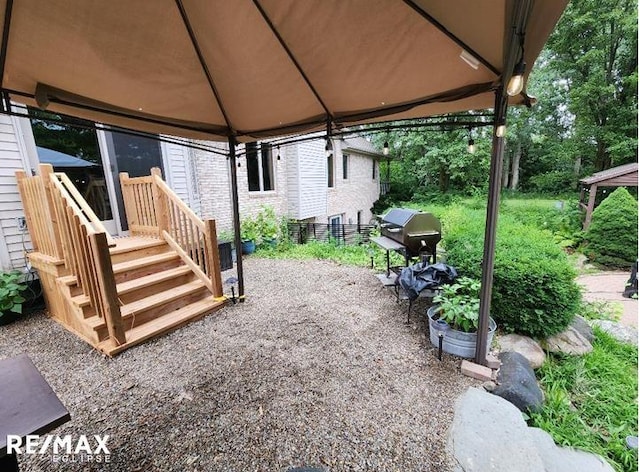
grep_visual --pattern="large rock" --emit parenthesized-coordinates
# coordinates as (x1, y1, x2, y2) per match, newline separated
(591, 320, 638, 345)
(542, 326, 593, 355)
(571, 315, 595, 343)
(449, 387, 545, 472)
(449, 387, 616, 472)
(497, 334, 546, 369)
(493, 351, 544, 413)
(528, 427, 615, 472)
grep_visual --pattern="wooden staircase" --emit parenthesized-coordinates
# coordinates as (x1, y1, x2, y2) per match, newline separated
(16, 165, 227, 356)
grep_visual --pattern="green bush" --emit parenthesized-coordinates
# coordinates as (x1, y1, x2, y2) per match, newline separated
(442, 208, 581, 338)
(585, 187, 638, 268)
(0, 271, 27, 322)
(528, 170, 577, 194)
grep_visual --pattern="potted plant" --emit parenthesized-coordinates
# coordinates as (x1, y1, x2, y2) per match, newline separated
(0, 271, 27, 326)
(240, 217, 259, 254)
(427, 276, 497, 358)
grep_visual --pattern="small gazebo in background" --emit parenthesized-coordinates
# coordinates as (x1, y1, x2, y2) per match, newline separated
(579, 162, 638, 230)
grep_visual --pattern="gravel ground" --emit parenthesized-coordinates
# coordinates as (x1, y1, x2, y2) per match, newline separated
(0, 258, 476, 472)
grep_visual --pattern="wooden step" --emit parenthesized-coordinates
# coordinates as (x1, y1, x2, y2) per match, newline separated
(109, 237, 169, 264)
(112, 252, 183, 284)
(120, 279, 207, 320)
(96, 297, 225, 356)
(89, 279, 210, 338)
(71, 265, 194, 309)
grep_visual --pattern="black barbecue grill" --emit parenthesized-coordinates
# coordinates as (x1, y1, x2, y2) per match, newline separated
(371, 208, 443, 322)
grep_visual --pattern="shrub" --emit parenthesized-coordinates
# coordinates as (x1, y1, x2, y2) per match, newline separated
(528, 170, 577, 194)
(442, 208, 581, 338)
(0, 271, 27, 322)
(585, 187, 638, 268)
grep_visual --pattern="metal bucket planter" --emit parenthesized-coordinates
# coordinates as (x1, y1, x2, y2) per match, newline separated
(427, 305, 497, 358)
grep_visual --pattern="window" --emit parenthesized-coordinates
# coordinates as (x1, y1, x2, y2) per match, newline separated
(372, 159, 377, 180)
(342, 154, 349, 180)
(247, 142, 274, 192)
(327, 152, 334, 188)
(329, 215, 342, 240)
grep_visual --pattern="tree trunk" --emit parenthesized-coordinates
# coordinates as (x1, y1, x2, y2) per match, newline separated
(574, 156, 581, 176)
(438, 166, 449, 193)
(509, 142, 521, 190)
(502, 150, 511, 188)
(594, 139, 610, 171)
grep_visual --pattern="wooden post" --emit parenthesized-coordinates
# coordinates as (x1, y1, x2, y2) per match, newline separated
(89, 232, 126, 346)
(151, 167, 168, 237)
(583, 183, 598, 230)
(15, 170, 39, 252)
(39, 164, 63, 258)
(204, 219, 223, 298)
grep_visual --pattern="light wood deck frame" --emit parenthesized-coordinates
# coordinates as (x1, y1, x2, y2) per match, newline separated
(15, 164, 225, 355)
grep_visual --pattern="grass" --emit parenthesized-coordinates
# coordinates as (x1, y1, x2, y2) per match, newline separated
(529, 329, 638, 472)
(255, 239, 405, 272)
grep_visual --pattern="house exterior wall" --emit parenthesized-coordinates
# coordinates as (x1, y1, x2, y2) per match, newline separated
(192, 137, 381, 232)
(193, 142, 288, 233)
(161, 140, 201, 216)
(0, 115, 37, 271)
(324, 140, 380, 225)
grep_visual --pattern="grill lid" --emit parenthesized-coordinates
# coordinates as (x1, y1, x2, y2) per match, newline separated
(381, 208, 418, 227)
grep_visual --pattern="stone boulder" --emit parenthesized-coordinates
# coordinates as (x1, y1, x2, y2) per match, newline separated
(449, 387, 616, 472)
(541, 326, 593, 355)
(493, 352, 544, 413)
(497, 334, 546, 369)
(570, 315, 595, 343)
(591, 320, 638, 346)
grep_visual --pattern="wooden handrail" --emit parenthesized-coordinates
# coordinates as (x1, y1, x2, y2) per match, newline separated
(54, 172, 115, 247)
(119, 167, 223, 299)
(46, 170, 125, 346)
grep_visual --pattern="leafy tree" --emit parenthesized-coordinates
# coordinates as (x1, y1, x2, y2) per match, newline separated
(545, 0, 638, 172)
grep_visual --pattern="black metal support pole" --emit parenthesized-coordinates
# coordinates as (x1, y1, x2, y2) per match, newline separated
(438, 334, 443, 361)
(228, 135, 245, 302)
(474, 89, 508, 365)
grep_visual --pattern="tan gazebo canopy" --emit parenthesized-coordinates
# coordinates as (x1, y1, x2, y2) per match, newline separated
(0, 0, 568, 364)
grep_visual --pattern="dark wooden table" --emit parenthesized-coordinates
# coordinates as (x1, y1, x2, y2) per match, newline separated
(0, 354, 70, 470)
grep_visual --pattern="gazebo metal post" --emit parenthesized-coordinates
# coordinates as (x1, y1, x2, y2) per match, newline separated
(228, 135, 245, 301)
(474, 89, 508, 365)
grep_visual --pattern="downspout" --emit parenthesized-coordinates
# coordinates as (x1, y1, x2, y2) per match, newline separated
(228, 135, 245, 301)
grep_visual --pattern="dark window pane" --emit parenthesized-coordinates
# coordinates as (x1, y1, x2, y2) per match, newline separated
(327, 154, 334, 187)
(343, 154, 348, 179)
(246, 142, 260, 192)
(372, 160, 376, 179)
(261, 144, 273, 191)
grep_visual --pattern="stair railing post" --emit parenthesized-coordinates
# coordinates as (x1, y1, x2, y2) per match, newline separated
(204, 219, 223, 298)
(39, 164, 63, 258)
(89, 231, 126, 346)
(151, 167, 168, 237)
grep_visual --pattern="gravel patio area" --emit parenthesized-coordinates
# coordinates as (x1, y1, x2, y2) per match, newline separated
(0, 258, 476, 471)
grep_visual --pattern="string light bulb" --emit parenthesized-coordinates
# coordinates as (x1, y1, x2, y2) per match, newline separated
(496, 124, 506, 138)
(383, 141, 389, 156)
(507, 59, 526, 96)
(325, 138, 333, 157)
(467, 138, 475, 154)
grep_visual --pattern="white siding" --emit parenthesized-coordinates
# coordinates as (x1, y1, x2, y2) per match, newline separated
(285, 144, 299, 217)
(162, 140, 201, 216)
(296, 139, 327, 220)
(0, 115, 32, 271)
